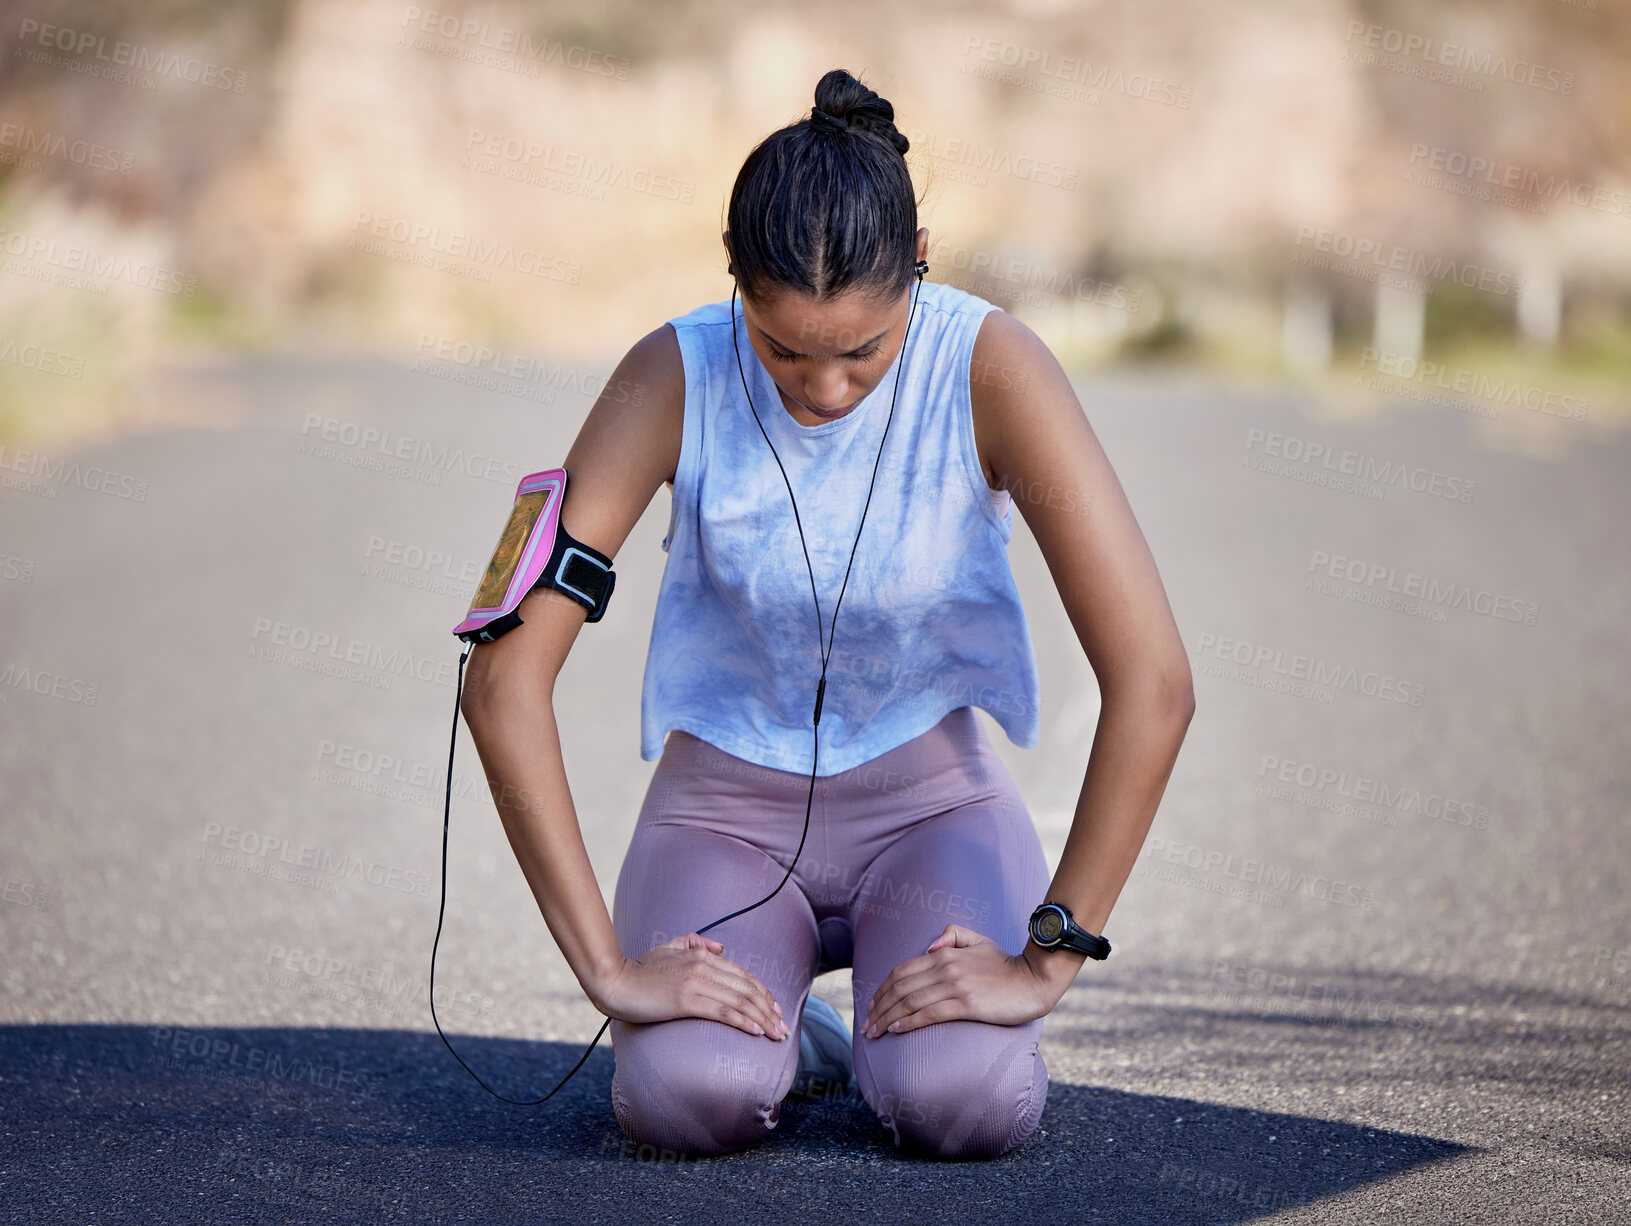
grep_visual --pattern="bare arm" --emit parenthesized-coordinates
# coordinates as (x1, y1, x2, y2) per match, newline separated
(458, 322, 788, 1040)
(975, 308, 1196, 987)
(862, 309, 1195, 1040)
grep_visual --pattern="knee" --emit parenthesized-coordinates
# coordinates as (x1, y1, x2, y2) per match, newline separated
(863, 1026, 1048, 1160)
(611, 1025, 792, 1157)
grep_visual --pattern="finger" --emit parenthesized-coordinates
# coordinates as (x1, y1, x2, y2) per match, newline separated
(698, 977, 789, 1039)
(698, 956, 788, 1037)
(866, 951, 940, 1016)
(711, 1003, 778, 1038)
(934, 924, 989, 951)
(874, 995, 967, 1036)
(865, 967, 952, 1035)
(664, 932, 715, 952)
(924, 923, 960, 952)
(867, 981, 965, 1037)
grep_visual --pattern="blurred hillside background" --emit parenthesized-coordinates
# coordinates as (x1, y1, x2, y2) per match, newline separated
(1, 0, 1628, 453)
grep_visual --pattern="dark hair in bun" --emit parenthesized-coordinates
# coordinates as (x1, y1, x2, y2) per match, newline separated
(725, 68, 921, 304)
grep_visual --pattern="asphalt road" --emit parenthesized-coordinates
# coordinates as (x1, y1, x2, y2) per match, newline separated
(1, 352, 1627, 1224)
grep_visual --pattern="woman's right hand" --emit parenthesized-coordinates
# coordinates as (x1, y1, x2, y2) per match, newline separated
(590, 932, 790, 1040)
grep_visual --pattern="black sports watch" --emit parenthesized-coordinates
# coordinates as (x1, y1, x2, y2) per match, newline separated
(1028, 902, 1111, 960)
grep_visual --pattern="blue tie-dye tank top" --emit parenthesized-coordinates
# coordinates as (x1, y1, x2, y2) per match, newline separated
(639, 279, 1040, 777)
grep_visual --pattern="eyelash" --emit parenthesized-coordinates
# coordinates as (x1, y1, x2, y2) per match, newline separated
(767, 344, 883, 363)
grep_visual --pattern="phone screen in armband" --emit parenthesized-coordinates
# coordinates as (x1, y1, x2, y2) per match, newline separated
(472, 487, 551, 611)
(452, 469, 568, 643)
(452, 467, 615, 643)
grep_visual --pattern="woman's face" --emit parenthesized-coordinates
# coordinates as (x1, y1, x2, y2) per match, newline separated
(738, 284, 913, 427)
(726, 226, 929, 428)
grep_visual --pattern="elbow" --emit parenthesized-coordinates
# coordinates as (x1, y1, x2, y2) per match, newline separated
(459, 661, 555, 739)
(1104, 657, 1194, 725)
(458, 674, 499, 741)
(1168, 662, 1196, 725)
(1165, 658, 1196, 726)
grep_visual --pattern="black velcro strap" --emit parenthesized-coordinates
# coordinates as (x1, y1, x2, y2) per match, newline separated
(535, 523, 616, 623)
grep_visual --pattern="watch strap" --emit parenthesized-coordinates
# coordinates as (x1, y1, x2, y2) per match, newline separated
(1030, 902, 1111, 960)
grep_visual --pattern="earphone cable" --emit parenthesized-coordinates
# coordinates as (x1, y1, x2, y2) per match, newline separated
(430, 267, 924, 1104)
(719, 268, 924, 926)
(431, 639, 611, 1105)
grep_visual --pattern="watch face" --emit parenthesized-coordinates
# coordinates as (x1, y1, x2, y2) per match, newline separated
(1034, 909, 1065, 943)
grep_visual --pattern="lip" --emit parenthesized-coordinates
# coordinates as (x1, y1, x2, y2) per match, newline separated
(792, 394, 861, 418)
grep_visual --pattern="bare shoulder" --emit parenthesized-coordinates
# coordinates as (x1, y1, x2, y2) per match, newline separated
(601, 320, 685, 488)
(967, 306, 1192, 702)
(461, 321, 685, 700)
(968, 307, 1066, 491)
(553, 318, 685, 555)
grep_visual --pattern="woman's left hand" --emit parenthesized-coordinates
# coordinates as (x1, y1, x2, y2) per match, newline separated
(861, 922, 1070, 1037)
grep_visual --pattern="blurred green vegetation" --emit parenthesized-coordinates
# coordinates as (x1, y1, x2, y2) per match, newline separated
(0, 0, 1626, 449)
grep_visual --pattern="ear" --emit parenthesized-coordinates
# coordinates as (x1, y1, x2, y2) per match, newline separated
(722, 229, 734, 277)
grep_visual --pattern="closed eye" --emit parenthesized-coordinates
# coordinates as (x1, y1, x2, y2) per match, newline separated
(768, 344, 884, 363)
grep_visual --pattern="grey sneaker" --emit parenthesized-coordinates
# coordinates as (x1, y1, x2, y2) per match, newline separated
(787, 991, 854, 1099)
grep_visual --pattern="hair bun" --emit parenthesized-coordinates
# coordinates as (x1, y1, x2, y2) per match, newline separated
(812, 68, 910, 157)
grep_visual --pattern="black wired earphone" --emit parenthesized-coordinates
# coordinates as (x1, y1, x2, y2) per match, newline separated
(429, 257, 929, 1104)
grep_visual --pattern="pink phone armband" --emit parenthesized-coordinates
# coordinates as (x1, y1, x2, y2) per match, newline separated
(451, 467, 615, 643)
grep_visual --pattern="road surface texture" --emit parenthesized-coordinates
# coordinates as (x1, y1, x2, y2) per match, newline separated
(2, 353, 1627, 1223)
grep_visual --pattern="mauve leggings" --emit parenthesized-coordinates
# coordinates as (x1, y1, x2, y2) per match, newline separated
(607, 705, 1052, 1159)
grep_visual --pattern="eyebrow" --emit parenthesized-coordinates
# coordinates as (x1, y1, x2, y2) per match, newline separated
(757, 322, 892, 358)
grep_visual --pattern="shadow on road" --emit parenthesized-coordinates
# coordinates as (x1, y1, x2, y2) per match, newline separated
(2, 1022, 1468, 1222)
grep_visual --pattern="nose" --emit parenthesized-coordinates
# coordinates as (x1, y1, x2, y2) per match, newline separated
(803, 367, 850, 411)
